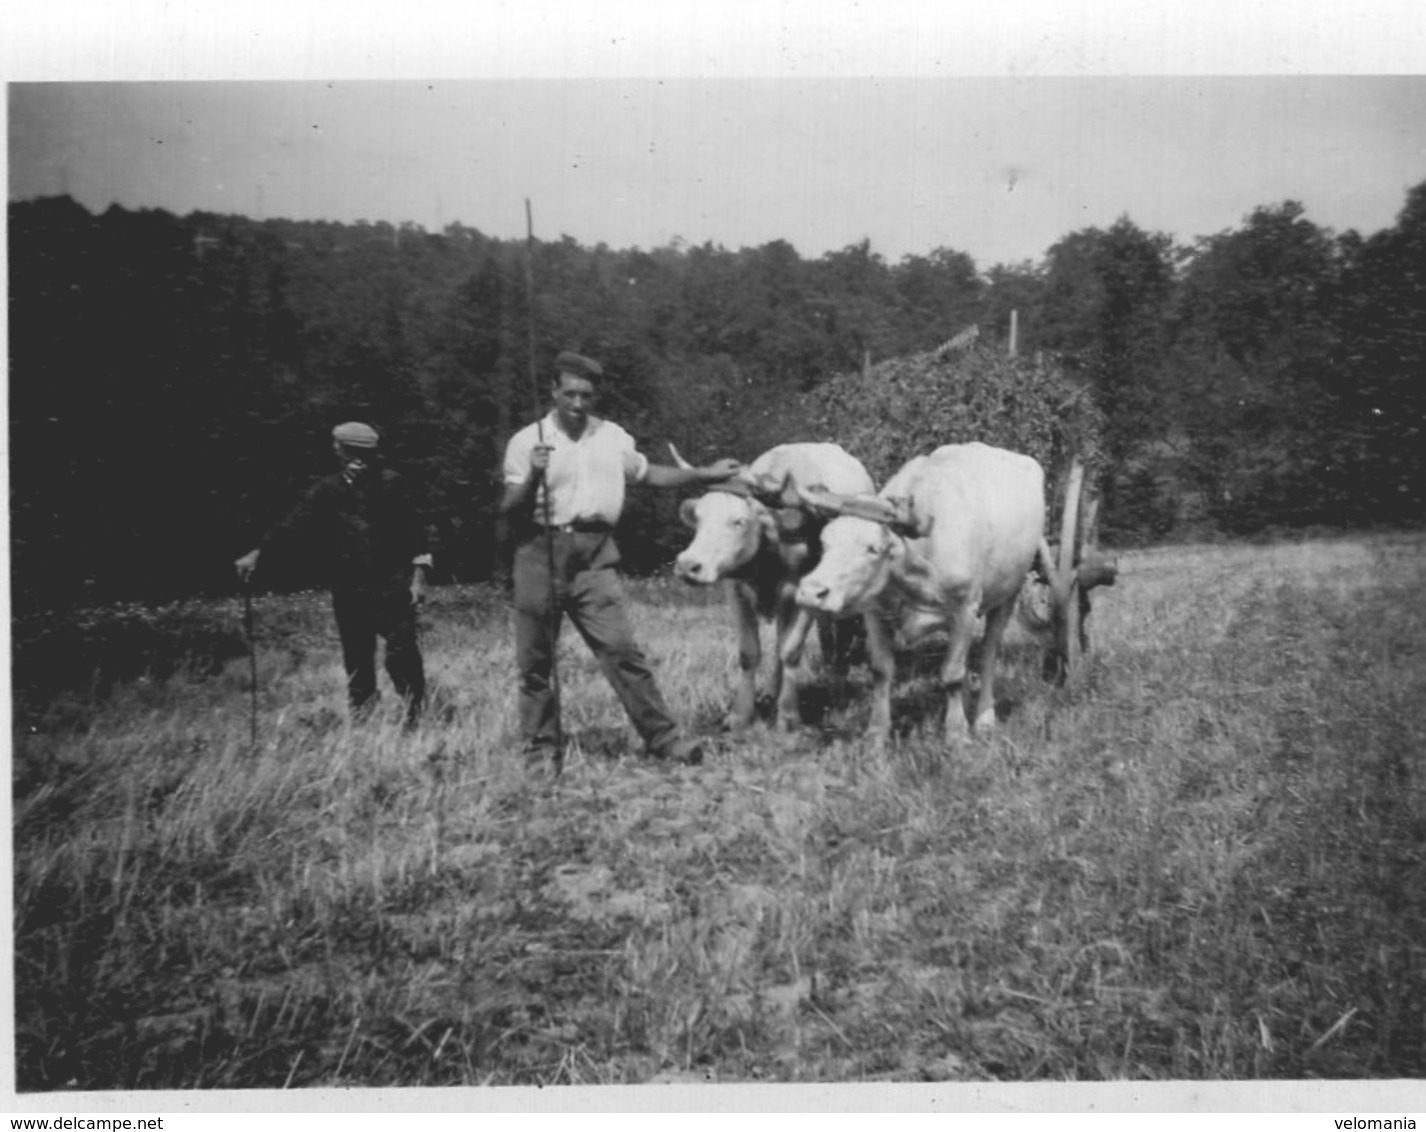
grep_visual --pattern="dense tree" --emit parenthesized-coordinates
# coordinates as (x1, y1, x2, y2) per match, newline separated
(1036, 218, 1177, 452)
(891, 246, 984, 351)
(975, 261, 1043, 355)
(1328, 185, 1426, 523)
(1166, 202, 1345, 531)
(10, 185, 1425, 608)
(1005, 218, 1178, 538)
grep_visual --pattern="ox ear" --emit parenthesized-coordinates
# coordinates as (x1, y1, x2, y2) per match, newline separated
(884, 495, 921, 537)
(747, 468, 796, 508)
(754, 504, 780, 540)
(678, 497, 701, 529)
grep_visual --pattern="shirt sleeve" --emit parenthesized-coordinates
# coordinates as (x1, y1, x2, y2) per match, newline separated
(259, 478, 330, 553)
(621, 428, 650, 484)
(503, 427, 532, 486)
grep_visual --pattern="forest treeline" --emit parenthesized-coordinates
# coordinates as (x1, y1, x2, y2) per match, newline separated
(9, 185, 1425, 609)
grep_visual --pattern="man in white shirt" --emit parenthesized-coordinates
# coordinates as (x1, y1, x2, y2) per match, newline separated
(501, 350, 741, 769)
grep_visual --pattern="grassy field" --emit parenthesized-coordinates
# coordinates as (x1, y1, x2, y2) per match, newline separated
(11, 533, 1426, 1089)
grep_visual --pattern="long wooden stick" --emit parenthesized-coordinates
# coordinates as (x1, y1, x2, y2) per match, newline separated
(242, 583, 259, 750)
(525, 199, 563, 770)
(1053, 457, 1085, 682)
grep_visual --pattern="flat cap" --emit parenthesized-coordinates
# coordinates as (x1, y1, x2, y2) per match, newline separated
(333, 421, 380, 448)
(554, 351, 604, 379)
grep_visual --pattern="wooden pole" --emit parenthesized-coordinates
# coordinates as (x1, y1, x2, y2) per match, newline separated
(1052, 457, 1085, 681)
(242, 583, 259, 751)
(1008, 308, 1019, 358)
(525, 199, 564, 772)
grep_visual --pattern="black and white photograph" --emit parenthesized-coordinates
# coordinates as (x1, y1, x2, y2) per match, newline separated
(6, 1, 1426, 1118)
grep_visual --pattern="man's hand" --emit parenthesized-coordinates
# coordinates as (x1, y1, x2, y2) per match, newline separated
(701, 457, 743, 482)
(235, 549, 260, 583)
(530, 444, 553, 480)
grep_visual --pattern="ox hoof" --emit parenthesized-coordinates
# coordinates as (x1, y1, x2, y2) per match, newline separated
(972, 709, 998, 735)
(722, 712, 754, 732)
(867, 731, 891, 751)
(943, 718, 972, 745)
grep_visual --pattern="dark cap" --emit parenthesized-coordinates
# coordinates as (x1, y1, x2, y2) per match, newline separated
(554, 351, 603, 380)
(333, 421, 380, 448)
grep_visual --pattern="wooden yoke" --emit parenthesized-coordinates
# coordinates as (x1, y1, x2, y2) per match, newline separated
(795, 484, 918, 535)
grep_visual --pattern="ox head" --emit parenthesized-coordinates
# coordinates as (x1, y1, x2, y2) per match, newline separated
(674, 485, 771, 584)
(793, 485, 917, 615)
(669, 443, 813, 585)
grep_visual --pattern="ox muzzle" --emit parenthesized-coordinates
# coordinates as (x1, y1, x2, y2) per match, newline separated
(674, 551, 721, 585)
(796, 574, 847, 615)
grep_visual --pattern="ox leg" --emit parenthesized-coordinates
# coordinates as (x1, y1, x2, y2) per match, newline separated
(817, 615, 864, 672)
(864, 612, 897, 746)
(725, 580, 760, 730)
(970, 599, 1014, 734)
(939, 600, 979, 744)
(773, 603, 815, 731)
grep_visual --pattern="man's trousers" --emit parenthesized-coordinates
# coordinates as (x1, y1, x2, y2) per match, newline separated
(331, 586, 426, 724)
(513, 530, 679, 755)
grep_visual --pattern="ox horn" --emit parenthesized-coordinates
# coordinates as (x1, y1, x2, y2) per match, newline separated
(787, 481, 895, 521)
(676, 442, 757, 498)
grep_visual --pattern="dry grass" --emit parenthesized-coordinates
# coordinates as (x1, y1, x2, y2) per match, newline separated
(12, 534, 1426, 1088)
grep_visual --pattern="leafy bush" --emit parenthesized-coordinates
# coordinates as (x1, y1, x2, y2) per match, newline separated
(796, 343, 1106, 513)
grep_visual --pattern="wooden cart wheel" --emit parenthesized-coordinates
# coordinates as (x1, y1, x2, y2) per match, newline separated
(1040, 456, 1118, 685)
(1077, 492, 1102, 656)
(1051, 458, 1086, 683)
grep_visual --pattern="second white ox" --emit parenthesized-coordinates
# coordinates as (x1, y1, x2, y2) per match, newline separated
(795, 442, 1046, 744)
(672, 442, 876, 730)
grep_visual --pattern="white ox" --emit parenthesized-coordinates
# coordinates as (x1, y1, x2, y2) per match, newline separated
(795, 442, 1046, 744)
(671, 442, 875, 730)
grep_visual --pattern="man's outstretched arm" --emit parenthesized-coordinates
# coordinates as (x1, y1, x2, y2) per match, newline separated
(644, 457, 742, 489)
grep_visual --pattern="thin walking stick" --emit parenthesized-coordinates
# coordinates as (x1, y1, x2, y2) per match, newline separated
(242, 581, 259, 750)
(525, 198, 564, 772)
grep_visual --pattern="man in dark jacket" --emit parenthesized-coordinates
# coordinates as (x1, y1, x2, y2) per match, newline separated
(235, 422, 431, 726)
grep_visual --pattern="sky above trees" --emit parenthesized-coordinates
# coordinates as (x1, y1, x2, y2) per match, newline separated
(10, 64, 1426, 270)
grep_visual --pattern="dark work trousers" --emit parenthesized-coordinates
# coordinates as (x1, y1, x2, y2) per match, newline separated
(331, 586, 426, 724)
(513, 531, 679, 755)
